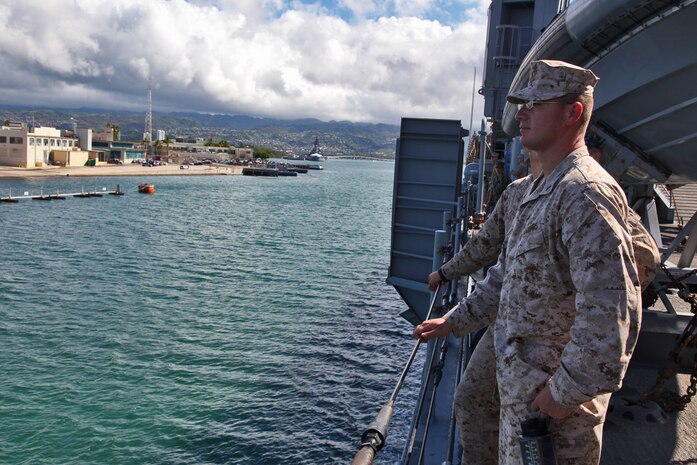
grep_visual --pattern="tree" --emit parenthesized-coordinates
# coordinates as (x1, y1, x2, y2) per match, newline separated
(105, 122, 120, 140)
(253, 147, 273, 159)
(204, 138, 230, 147)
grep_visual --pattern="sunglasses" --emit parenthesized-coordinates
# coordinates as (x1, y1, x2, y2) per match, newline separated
(517, 101, 575, 111)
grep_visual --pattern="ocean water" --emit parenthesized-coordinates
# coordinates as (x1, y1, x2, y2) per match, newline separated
(0, 160, 423, 465)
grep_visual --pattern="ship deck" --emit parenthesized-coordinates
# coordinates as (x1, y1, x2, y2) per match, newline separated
(598, 185, 697, 464)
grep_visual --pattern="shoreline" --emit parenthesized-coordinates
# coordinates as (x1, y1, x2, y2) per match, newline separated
(0, 164, 244, 179)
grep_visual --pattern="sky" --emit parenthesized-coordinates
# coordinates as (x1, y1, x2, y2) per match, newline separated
(0, 0, 490, 126)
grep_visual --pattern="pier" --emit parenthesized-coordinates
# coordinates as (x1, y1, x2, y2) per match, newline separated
(1, 185, 125, 203)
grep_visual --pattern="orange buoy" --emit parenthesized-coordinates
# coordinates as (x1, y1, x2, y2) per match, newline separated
(138, 183, 155, 194)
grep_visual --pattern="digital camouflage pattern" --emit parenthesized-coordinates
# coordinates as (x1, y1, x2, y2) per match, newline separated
(444, 149, 644, 465)
(507, 59, 599, 104)
(440, 176, 532, 281)
(447, 177, 532, 465)
(499, 149, 641, 409)
(499, 393, 610, 465)
(627, 209, 660, 289)
(454, 328, 499, 465)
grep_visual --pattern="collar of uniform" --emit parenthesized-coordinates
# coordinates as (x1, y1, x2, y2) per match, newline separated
(520, 147, 589, 204)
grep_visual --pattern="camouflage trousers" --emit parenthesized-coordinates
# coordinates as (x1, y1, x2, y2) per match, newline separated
(454, 328, 499, 465)
(453, 328, 611, 465)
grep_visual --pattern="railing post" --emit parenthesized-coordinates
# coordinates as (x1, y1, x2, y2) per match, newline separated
(476, 119, 487, 214)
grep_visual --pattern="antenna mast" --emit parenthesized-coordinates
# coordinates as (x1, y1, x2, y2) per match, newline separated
(144, 76, 153, 157)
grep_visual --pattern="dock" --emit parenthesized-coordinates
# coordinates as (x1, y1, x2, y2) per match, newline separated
(1, 185, 125, 202)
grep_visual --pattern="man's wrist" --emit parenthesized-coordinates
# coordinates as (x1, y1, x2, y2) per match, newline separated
(438, 268, 449, 282)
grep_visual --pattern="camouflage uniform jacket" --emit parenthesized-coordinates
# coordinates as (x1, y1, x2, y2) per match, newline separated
(446, 149, 642, 408)
(440, 176, 532, 281)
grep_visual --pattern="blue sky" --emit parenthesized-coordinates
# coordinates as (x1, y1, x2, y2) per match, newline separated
(268, 0, 475, 25)
(0, 0, 489, 125)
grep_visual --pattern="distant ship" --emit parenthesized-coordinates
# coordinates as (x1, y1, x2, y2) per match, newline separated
(305, 137, 325, 162)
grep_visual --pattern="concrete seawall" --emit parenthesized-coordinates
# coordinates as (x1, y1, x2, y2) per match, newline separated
(0, 164, 244, 178)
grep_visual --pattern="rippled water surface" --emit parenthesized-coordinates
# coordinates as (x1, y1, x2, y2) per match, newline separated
(0, 160, 422, 465)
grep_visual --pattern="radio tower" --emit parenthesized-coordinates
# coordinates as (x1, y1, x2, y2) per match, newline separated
(144, 76, 153, 157)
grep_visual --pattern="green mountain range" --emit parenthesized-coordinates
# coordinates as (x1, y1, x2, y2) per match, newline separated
(0, 106, 399, 158)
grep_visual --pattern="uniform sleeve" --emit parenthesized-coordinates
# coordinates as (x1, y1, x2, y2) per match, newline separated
(443, 251, 504, 337)
(440, 190, 507, 280)
(549, 186, 641, 408)
(627, 209, 660, 290)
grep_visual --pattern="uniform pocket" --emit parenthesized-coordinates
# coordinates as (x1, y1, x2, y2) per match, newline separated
(511, 229, 545, 258)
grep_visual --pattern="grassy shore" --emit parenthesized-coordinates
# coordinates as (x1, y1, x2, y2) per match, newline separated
(0, 164, 244, 178)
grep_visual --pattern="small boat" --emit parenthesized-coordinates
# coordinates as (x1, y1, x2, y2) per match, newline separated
(289, 163, 323, 171)
(138, 183, 155, 194)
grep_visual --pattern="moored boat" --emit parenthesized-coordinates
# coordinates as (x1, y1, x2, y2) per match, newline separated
(242, 166, 279, 177)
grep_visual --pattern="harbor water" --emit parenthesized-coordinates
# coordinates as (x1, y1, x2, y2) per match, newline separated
(0, 160, 422, 465)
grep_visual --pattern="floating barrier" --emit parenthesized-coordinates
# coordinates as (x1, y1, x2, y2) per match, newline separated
(1, 185, 124, 203)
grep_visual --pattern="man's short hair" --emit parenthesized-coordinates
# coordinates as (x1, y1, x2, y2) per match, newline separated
(562, 93, 593, 127)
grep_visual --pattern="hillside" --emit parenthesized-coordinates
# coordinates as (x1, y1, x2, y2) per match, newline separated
(0, 106, 399, 158)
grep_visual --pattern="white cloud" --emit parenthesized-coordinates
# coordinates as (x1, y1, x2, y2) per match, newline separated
(0, 0, 488, 125)
(337, 0, 379, 18)
(394, 0, 435, 17)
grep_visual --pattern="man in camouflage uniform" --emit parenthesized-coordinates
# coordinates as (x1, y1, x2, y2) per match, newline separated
(428, 151, 540, 292)
(431, 158, 538, 464)
(486, 162, 512, 213)
(414, 60, 649, 465)
(426, 152, 657, 464)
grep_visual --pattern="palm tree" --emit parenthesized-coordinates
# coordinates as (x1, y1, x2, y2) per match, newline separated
(105, 123, 120, 140)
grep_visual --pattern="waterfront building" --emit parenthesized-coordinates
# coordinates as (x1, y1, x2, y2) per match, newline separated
(0, 122, 81, 168)
(91, 140, 146, 163)
(0, 123, 146, 167)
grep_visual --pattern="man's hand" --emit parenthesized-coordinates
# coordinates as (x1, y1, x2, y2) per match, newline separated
(427, 271, 442, 291)
(531, 384, 576, 420)
(412, 318, 452, 342)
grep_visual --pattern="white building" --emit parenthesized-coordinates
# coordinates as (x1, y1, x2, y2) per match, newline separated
(0, 123, 80, 167)
(156, 129, 166, 141)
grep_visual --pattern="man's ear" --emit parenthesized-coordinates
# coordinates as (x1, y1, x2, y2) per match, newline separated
(565, 102, 583, 126)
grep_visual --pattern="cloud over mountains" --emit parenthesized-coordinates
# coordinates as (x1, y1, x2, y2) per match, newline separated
(0, 0, 488, 125)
